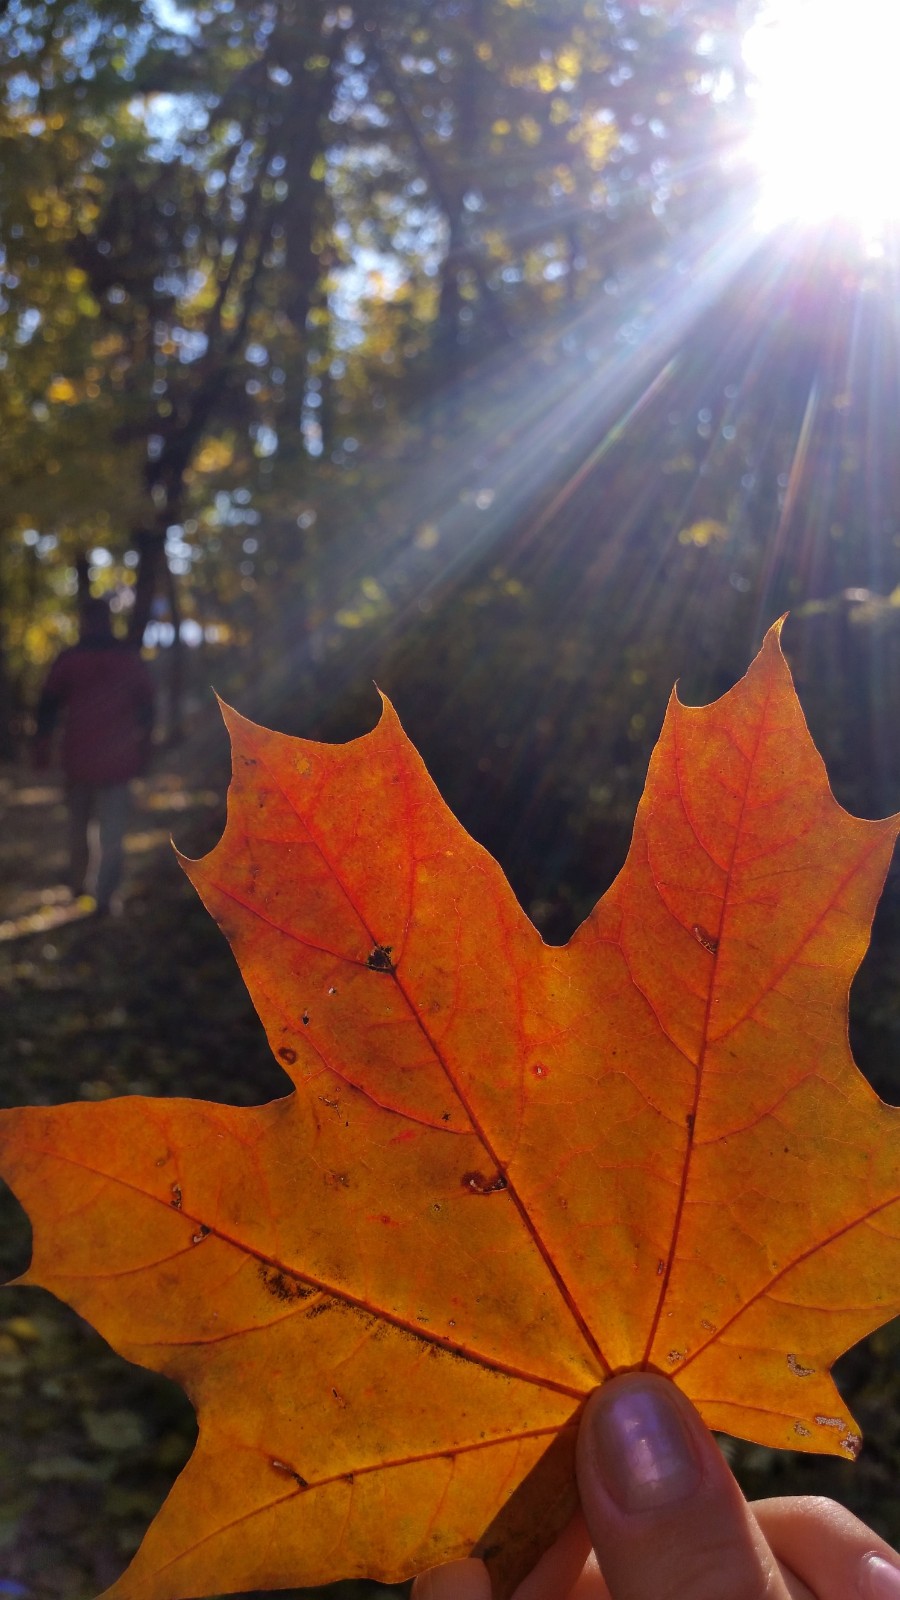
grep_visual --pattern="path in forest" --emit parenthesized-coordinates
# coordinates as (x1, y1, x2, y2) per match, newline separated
(0, 751, 298, 1600)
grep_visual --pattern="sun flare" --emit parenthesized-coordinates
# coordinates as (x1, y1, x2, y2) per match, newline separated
(744, 0, 900, 237)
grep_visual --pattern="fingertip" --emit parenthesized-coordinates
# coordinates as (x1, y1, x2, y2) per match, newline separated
(412, 1558, 492, 1600)
(577, 1374, 705, 1519)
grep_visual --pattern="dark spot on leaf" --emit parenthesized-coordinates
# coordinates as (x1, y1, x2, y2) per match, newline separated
(462, 1170, 508, 1195)
(271, 1459, 308, 1488)
(685, 1112, 695, 1132)
(366, 944, 395, 972)
(258, 1265, 316, 1303)
(441, 1112, 451, 1122)
(278, 1046, 297, 1064)
(328, 986, 337, 996)
(170, 1184, 182, 1210)
(656, 1259, 665, 1275)
(306, 1298, 333, 1319)
(691, 923, 718, 954)
(191, 1225, 210, 1245)
(332, 1388, 346, 1407)
(325, 1171, 350, 1188)
(302, 1012, 310, 1026)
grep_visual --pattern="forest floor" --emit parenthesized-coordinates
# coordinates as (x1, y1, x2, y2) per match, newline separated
(0, 749, 388, 1600)
(2, 744, 900, 1599)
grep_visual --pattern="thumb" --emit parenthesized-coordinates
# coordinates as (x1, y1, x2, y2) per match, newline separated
(576, 1373, 795, 1600)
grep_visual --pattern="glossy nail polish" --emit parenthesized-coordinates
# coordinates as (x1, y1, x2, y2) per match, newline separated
(861, 1554, 900, 1600)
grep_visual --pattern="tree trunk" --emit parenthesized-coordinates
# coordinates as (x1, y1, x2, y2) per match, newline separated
(127, 526, 166, 649)
(162, 555, 185, 744)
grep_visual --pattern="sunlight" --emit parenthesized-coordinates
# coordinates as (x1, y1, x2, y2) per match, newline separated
(744, 0, 900, 238)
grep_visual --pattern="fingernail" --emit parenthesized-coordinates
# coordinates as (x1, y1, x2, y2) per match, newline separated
(588, 1379, 703, 1514)
(861, 1554, 900, 1600)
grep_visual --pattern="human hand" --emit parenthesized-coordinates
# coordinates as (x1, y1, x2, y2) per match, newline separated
(412, 1373, 900, 1600)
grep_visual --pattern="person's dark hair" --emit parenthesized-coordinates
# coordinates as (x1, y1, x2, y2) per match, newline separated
(80, 596, 113, 636)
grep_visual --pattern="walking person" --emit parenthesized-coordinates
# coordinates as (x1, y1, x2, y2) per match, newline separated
(35, 596, 155, 914)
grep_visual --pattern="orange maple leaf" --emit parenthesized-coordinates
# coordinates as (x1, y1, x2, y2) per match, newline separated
(2, 623, 900, 1600)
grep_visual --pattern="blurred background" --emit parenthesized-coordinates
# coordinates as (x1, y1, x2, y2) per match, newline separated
(2, 0, 900, 1594)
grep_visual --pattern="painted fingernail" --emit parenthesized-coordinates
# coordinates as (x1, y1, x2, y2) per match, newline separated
(588, 1379, 703, 1514)
(861, 1554, 900, 1600)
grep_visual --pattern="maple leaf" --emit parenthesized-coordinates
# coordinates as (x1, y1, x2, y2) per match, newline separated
(2, 622, 900, 1600)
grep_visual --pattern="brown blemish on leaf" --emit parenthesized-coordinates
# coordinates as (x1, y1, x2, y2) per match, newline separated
(793, 1422, 811, 1438)
(278, 1046, 297, 1064)
(814, 1415, 844, 1429)
(366, 944, 395, 972)
(691, 923, 718, 954)
(462, 1171, 509, 1195)
(787, 1354, 815, 1377)
(258, 1264, 316, 1303)
(271, 1459, 309, 1488)
(170, 1184, 182, 1210)
(306, 1299, 334, 1319)
(191, 1225, 210, 1245)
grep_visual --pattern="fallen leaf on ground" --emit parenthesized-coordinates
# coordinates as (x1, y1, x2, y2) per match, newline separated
(2, 623, 900, 1600)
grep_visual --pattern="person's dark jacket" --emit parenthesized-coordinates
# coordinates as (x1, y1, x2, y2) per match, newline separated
(36, 637, 155, 786)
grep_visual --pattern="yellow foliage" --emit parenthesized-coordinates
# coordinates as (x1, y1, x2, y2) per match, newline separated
(195, 439, 234, 474)
(517, 115, 542, 146)
(575, 118, 617, 170)
(678, 519, 729, 548)
(46, 377, 78, 405)
(556, 45, 581, 77)
(491, 118, 511, 136)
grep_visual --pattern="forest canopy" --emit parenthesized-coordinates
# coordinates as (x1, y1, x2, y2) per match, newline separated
(2, 0, 899, 837)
